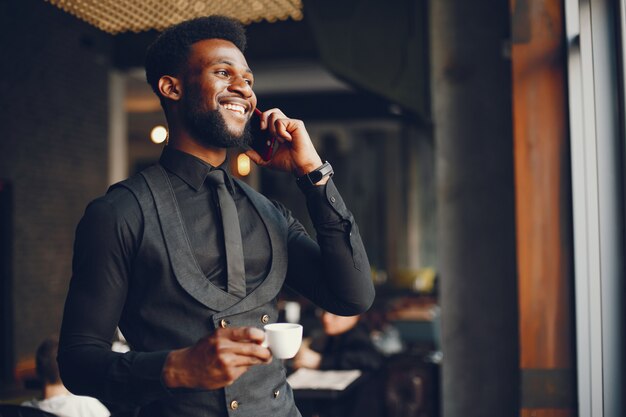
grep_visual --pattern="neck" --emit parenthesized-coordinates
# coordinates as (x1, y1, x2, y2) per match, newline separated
(43, 382, 70, 399)
(167, 128, 228, 167)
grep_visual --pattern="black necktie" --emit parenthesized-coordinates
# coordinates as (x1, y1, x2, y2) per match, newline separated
(207, 170, 246, 298)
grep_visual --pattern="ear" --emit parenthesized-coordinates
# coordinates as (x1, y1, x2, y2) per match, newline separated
(158, 75, 182, 102)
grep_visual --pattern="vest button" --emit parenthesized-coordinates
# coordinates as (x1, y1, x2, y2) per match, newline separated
(261, 314, 270, 324)
(220, 319, 229, 329)
(230, 400, 239, 410)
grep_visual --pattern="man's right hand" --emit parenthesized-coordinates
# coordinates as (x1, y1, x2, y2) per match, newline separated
(161, 327, 272, 389)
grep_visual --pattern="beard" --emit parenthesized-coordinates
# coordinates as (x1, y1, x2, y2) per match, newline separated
(182, 89, 253, 149)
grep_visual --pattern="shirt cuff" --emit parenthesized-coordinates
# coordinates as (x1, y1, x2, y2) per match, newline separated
(303, 179, 352, 225)
(131, 350, 174, 398)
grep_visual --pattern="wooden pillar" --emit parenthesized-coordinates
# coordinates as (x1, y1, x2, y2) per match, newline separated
(511, 0, 576, 415)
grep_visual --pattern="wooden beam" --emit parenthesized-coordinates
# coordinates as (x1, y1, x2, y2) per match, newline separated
(511, 0, 575, 414)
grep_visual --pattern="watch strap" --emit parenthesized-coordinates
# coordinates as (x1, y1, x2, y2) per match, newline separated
(296, 161, 334, 191)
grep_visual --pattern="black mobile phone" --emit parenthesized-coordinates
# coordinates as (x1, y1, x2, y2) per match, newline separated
(249, 108, 277, 161)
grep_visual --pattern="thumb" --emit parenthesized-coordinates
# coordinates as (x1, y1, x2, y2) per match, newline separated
(244, 149, 266, 166)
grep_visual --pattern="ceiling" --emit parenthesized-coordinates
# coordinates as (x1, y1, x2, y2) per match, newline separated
(45, 0, 303, 34)
(43, 0, 429, 123)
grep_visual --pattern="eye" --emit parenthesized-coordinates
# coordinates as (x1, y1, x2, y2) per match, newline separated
(215, 69, 229, 77)
(244, 78, 253, 86)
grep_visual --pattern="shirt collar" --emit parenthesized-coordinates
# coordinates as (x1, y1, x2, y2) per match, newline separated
(159, 146, 235, 192)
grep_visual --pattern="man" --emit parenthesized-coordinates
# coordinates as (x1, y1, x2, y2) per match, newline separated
(291, 313, 383, 417)
(22, 338, 110, 417)
(292, 312, 382, 372)
(58, 15, 374, 417)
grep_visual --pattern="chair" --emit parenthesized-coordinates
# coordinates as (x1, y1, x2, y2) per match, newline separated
(384, 353, 440, 417)
(0, 404, 58, 417)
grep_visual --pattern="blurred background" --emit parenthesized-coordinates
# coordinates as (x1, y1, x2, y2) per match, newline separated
(0, 0, 624, 416)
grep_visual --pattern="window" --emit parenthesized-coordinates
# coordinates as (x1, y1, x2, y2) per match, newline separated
(565, 0, 625, 415)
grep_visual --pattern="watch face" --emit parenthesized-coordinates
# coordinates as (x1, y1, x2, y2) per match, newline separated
(297, 162, 333, 190)
(309, 170, 323, 183)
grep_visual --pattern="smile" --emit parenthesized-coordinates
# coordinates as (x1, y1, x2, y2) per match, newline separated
(221, 102, 247, 116)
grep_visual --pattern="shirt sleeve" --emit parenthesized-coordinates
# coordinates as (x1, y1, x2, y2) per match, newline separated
(279, 178, 375, 315)
(58, 187, 172, 407)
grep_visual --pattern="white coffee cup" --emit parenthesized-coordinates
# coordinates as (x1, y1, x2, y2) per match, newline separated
(263, 323, 303, 359)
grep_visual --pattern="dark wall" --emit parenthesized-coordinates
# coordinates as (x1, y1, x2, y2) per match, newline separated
(0, 0, 113, 370)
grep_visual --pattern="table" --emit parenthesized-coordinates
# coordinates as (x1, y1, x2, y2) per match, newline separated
(290, 370, 381, 417)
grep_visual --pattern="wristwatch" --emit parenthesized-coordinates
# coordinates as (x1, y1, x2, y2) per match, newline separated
(296, 161, 334, 191)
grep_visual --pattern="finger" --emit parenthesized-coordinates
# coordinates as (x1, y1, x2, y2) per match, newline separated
(265, 109, 287, 136)
(244, 149, 267, 166)
(216, 341, 272, 364)
(227, 347, 273, 364)
(237, 341, 272, 361)
(222, 326, 266, 343)
(216, 335, 271, 354)
(227, 362, 273, 384)
(259, 109, 276, 130)
(274, 118, 305, 143)
(214, 359, 249, 385)
(264, 108, 287, 121)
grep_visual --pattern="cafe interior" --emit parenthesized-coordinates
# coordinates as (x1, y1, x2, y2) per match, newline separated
(0, 0, 624, 416)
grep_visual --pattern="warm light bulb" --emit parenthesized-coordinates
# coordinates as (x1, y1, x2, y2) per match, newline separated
(237, 153, 251, 176)
(150, 125, 168, 144)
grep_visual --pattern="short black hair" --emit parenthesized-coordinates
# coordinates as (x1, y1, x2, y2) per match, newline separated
(35, 337, 61, 385)
(145, 15, 247, 100)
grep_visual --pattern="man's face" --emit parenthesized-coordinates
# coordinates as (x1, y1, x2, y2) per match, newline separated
(180, 38, 257, 148)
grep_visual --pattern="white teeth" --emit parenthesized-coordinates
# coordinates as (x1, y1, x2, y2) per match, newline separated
(222, 103, 246, 115)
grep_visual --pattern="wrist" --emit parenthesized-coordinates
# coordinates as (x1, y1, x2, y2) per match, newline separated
(294, 158, 324, 177)
(162, 348, 191, 388)
(296, 161, 334, 191)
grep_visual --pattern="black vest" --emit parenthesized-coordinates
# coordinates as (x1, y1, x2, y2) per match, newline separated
(114, 164, 301, 417)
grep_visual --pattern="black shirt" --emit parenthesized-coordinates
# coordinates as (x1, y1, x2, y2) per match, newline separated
(159, 148, 271, 293)
(58, 146, 374, 406)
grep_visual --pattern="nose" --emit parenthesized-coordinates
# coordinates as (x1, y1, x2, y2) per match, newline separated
(228, 75, 253, 98)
